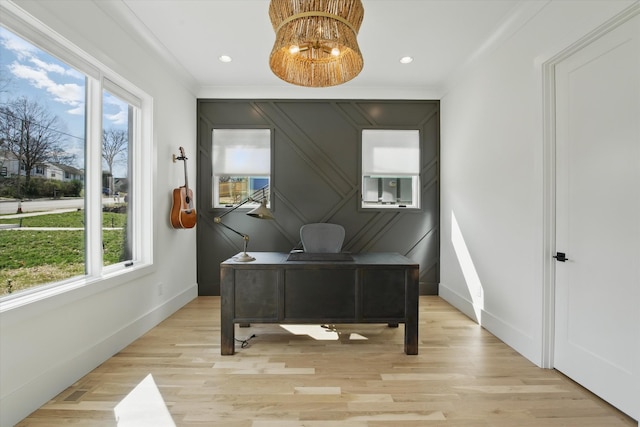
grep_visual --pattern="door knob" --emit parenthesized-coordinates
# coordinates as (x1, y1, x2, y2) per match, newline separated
(553, 252, 569, 262)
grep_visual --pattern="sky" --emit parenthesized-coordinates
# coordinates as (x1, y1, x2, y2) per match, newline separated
(0, 25, 129, 177)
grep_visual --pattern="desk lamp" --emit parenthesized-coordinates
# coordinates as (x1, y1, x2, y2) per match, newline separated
(214, 185, 274, 262)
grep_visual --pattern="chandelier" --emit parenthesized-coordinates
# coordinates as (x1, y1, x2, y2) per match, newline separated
(268, 0, 365, 87)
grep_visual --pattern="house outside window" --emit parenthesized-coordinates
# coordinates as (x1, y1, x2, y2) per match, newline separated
(212, 129, 271, 208)
(361, 129, 421, 209)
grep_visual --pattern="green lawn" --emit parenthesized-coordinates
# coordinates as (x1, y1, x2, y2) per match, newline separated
(0, 210, 126, 228)
(0, 211, 128, 295)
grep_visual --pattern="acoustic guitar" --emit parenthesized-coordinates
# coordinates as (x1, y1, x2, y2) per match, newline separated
(170, 147, 197, 229)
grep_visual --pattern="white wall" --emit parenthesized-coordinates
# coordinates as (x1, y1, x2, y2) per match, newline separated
(2, 0, 638, 425)
(439, 0, 637, 366)
(0, 1, 198, 425)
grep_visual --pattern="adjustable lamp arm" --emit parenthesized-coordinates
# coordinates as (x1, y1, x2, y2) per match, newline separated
(214, 196, 258, 221)
(214, 198, 257, 262)
(214, 220, 249, 240)
(213, 187, 272, 262)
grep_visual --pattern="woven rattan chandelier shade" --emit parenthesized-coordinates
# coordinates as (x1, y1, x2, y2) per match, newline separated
(269, 0, 364, 87)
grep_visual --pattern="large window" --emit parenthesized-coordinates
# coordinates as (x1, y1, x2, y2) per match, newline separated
(361, 129, 421, 209)
(0, 10, 152, 300)
(212, 129, 271, 208)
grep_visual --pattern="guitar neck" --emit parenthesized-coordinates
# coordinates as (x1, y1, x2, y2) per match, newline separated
(183, 157, 189, 193)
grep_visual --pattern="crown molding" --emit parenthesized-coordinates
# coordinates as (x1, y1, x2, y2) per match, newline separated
(94, 0, 199, 96)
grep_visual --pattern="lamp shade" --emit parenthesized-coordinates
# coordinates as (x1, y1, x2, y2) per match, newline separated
(247, 199, 275, 220)
(269, 0, 364, 87)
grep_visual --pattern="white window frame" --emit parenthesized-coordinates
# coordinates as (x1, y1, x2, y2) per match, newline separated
(212, 128, 272, 209)
(0, 2, 154, 309)
(361, 129, 421, 210)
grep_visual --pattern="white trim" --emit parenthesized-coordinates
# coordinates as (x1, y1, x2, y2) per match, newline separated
(540, 58, 556, 369)
(439, 283, 539, 365)
(0, 0, 155, 308)
(0, 263, 155, 324)
(104, 78, 143, 109)
(0, 283, 196, 427)
(135, 93, 155, 267)
(441, 0, 552, 98)
(93, 0, 199, 96)
(540, 2, 640, 370)
(86, 76, 104, 275)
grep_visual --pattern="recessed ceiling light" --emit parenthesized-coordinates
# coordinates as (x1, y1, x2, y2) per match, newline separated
(400, 56, 414, 64)
(219, 55, 232, 63)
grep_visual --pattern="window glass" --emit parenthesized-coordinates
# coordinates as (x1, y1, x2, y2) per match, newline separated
(212, 129, 271, 207)
(0, 26, 87, 295)
(102, 90, 133, 267)
(361, 129, 421, 209)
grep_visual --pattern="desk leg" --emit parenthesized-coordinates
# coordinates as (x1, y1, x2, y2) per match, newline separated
(220, 267, 235, 355)
(404, 267, 419, 355)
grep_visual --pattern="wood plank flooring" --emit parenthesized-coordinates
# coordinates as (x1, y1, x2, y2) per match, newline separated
(16, 296, 637, 426)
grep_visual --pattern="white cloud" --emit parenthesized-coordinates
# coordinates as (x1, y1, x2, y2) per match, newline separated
(49, 82, 84, 106)
(9, 62, 84, 113)
(30, 56, 84, 80)
(67, 105, 85, 116)
(2, 27, 85, 115)
(29, 57, 67, 75)
(9, 62, 54, 89)
(0, 28, 37, 59)
(105, 109, 128, 126)
(104, 93, 129, 126)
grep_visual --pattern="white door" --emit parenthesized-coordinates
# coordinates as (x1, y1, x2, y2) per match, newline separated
(554, 13, 640, 420)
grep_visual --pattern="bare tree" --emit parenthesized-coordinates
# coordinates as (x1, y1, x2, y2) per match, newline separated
(49, 147, 78, 166)
(102, 128, 128, 193)
(0, 73, 12, 96)
(0, 97, 66, 186)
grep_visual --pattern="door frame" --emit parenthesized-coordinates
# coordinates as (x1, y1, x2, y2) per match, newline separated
(540, 3, 640, 369)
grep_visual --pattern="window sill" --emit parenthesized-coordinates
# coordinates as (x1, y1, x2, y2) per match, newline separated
(361, 203, 421, 211)
(0, 263, 154, 326)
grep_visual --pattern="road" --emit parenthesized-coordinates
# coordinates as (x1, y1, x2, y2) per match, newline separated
(0, 198, 86, 215)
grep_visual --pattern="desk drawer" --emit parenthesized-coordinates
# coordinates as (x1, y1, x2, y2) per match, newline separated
(233, 269, 278, 319)
(362, 269, 406, 319)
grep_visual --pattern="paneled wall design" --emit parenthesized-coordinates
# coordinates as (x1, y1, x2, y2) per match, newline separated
(197, 100, 439, 295)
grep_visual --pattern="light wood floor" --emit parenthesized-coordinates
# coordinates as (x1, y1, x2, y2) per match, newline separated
(17, 296, 636, 426)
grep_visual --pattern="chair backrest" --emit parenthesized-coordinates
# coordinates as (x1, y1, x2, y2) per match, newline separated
(300, 223, 345, 253)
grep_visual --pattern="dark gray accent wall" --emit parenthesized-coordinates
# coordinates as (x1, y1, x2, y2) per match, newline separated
(197, 100, 440, 296)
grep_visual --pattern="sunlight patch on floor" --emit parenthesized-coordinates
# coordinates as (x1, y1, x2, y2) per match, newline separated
(280, 324, 340, 340)
(279, 324, 369, 341)
(114, 374, 175, 427)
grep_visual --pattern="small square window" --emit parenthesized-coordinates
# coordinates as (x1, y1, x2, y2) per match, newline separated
(212, 129, 271, 208)
(361, 130, 421, 209)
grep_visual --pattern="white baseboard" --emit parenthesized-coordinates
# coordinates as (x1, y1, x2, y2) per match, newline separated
(437, 284, 481, 323)
(438, 283, 540, 367)
(0, 284, 197, 427)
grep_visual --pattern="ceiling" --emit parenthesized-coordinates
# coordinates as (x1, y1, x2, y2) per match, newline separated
(109, 0, 546, 97)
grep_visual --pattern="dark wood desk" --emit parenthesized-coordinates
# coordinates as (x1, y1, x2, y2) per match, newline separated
(220, 252, 419, 355)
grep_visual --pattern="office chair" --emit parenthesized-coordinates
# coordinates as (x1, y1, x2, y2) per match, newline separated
(300, 223, 345, 253)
